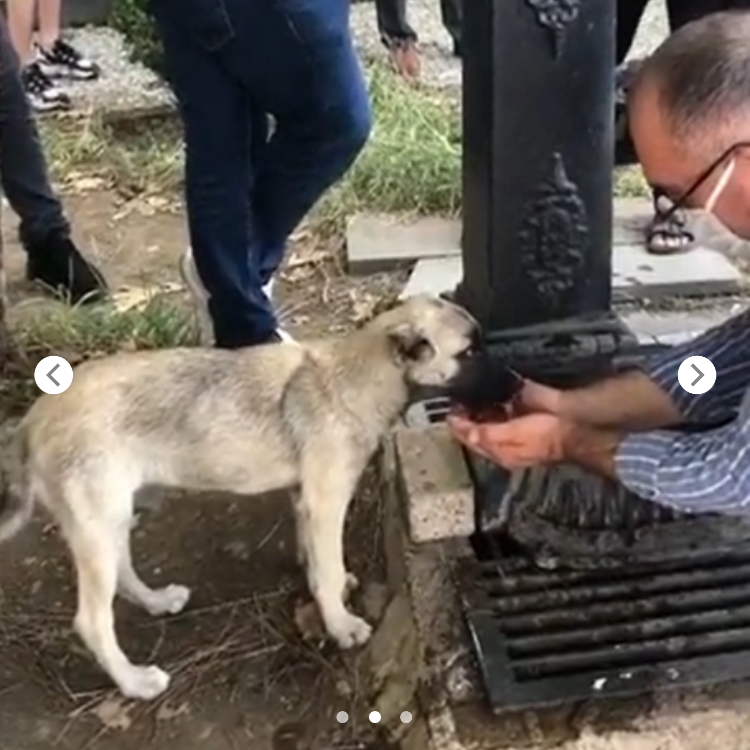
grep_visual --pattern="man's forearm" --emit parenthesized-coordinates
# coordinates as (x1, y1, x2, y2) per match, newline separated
(555, 309, 750, 432)
(559, 421, 621, 479)
(557, 370, 682, 432)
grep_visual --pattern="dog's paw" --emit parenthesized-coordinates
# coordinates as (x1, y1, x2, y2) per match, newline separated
(146, 585, 191, 617)
(328, 613, 372, 649)
(118, 665, 170, 701)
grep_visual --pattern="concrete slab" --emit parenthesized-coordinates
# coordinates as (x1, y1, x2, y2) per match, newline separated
(394, 424, 474, 543)
(400, 246, 743, 300)
(56, 27, 174, 118)
(400, 255, 462, 299)
(612, 196, 652, 247)
(612, 243, 741, 299)
(391, 191, 743, 299)
(346, 213, 460, 274)
(351, 198, 657, 275)
(622, 305, 745, 345)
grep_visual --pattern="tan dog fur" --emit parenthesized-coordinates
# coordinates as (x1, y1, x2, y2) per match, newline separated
(0, 294, 477, 700)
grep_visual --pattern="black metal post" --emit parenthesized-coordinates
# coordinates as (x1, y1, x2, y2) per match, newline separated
(457, 0, 615, 332)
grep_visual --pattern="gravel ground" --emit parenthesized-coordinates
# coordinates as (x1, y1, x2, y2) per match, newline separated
(54, 26, 173, 115)
(350, 0, 670, 93)
(56, 2, 669, 117)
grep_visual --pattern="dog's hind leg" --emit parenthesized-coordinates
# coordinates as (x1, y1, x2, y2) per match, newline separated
(297, 443, 372, 649)
(116, 527, 191, 617)
(58, 480, 171, 701)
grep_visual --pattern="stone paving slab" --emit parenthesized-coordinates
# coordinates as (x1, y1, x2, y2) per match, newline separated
(612, 242, 741, 299)
(400, 246, 743, 302)
(394, 424, 474, 543)
(401, 248, 743, 300)
(346, 213, 460, 274)
(49, 27, 174, 118)
(360, 196, 745, 300)
(353, 199, 661, 273)
(622, 305, 746, 346)
(399, 255, 461, 299)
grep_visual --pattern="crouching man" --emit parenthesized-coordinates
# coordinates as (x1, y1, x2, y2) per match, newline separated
(451, 11, 750, 515)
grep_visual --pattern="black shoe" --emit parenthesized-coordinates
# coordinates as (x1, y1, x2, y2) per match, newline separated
(21, 61, 71, 113)
(25, 233, 108, 305)
(37, 38, 100, 81)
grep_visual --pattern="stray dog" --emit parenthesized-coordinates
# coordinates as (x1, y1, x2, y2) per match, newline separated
(0, 294, 479, 701)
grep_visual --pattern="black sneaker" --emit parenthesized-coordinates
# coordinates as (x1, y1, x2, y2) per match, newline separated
(25, 232, 108, 305)
(37, 39, 100, 81)
(21, 62, 71, 113)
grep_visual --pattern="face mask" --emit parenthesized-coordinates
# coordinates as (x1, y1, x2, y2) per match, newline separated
(704, 157, 736, 213)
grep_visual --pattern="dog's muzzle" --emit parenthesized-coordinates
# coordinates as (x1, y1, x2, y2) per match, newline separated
(447, 347, 523, 421)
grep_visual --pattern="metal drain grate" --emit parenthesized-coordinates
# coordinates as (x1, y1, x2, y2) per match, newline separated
(459, 544, 750, 713)
(403, 397, 450, 429)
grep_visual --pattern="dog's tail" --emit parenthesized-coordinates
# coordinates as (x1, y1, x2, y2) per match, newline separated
(0, 426, 33, 544)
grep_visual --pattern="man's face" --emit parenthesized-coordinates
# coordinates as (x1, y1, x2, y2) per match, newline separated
(628, 80, 750, 239)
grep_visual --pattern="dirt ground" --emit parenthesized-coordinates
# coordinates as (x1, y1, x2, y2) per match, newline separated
(0, 189, 406, 750)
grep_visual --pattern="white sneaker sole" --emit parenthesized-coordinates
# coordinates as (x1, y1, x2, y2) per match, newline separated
(180, 248, 296, 345)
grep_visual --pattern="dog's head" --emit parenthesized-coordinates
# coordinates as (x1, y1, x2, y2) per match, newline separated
(372, 294, 481, 388)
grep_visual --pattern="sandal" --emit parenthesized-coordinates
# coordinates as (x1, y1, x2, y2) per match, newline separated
(646, 212, 696, 255)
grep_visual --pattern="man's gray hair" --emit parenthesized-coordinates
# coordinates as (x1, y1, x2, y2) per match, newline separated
(634, 10, 750, 145)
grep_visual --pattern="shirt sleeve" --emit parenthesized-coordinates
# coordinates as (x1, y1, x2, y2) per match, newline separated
(643, 307, 750, 423)
(615, 417, 750, 515)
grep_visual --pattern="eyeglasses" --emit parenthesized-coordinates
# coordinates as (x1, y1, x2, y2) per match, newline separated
(652, 140, 749, 225)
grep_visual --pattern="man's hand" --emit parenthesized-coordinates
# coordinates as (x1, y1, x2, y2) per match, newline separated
(447, 411, 567, 470)
(514, 379, 563, 416)
(388, 40, 421, 81)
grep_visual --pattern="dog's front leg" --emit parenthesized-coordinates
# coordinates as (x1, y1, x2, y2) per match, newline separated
(297, 448, 372, 649)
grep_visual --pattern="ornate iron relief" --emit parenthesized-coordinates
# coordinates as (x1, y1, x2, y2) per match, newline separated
(517, 153, 587, 316)
(524, 0, 580, 58)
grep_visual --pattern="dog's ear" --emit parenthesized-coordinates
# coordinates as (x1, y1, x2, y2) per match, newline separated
(387, 322, 434, 363)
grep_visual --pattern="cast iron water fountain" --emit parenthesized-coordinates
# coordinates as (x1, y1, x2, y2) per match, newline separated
(418, 0, 750, 714)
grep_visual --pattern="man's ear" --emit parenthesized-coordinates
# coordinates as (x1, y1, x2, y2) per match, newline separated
(387, 322, 434, 363)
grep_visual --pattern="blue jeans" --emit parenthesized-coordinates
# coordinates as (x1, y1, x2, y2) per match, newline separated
(0, 13, 70, 249)
(151, 0, 372, 347)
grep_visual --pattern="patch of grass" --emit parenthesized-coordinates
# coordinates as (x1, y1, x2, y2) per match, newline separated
(318, 65, 461, 232)
(1, 297, 196, 414)
(614, 165, 650, 198)
(12, 297, 197, 362)
(39, 63, 460, 226)
(109, 0, 164, 74)
(40, 116, 183, 197)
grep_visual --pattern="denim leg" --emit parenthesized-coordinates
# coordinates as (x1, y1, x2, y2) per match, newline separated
(0, 13, 69, 249)
(151, 7, 277, 348)
(375, 0, 417, 45)
(224, 0, 372, 284)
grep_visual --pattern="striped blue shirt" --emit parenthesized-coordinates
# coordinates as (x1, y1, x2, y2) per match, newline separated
(616, 308, 750, 514)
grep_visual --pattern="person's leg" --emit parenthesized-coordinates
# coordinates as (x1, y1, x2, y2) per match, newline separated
(6, 0, 36, 65)
(150, 5, 277, 348)
(375, 0, 420, 79)
(36, 0, 61, 50)
(6, 0, 70, 111)
(237, 0, 372, 287)
(376, 0, 416, 43)
(36, 0, 99, 81)
(439, 0, 462, 57)
(0, 13, 106, 303)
